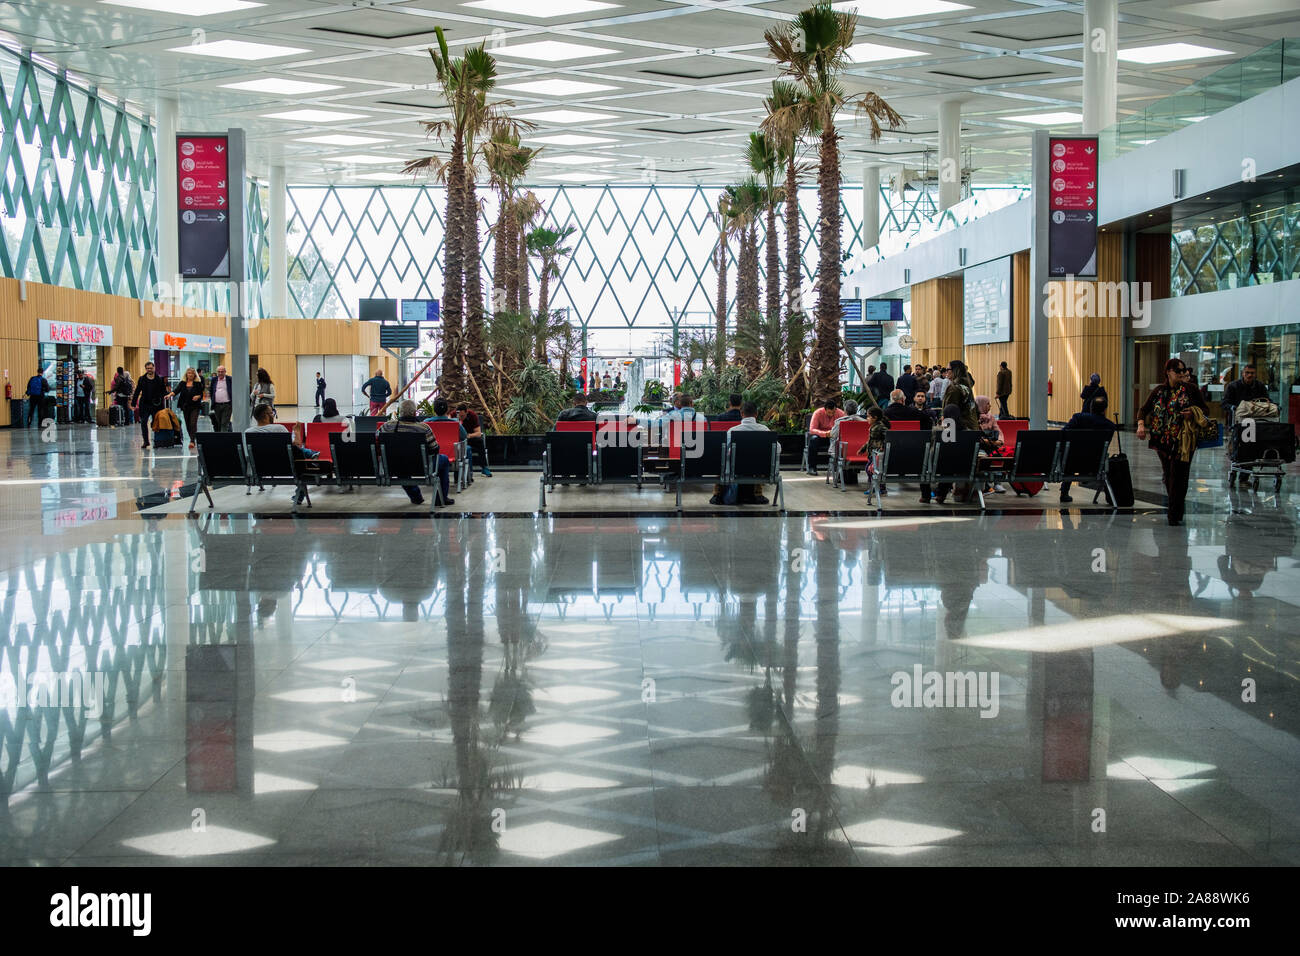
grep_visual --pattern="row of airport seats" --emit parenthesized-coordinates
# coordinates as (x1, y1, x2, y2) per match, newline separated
(542, 419, 783, 512)
(191, 418, 472, 513)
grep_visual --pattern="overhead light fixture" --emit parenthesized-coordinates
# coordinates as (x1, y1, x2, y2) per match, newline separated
(263, 109, 366, 122)
(546, 171, 605, 182)
(330, 154, 397, 165)
(102, 0, 262, 13)
(520, 108, 617, 123)
(168, 39, 308, 60)
(1183, 115, 1208, 122)
(496, 40, 617, 62)
(539, 153, 614, 165)
(299, 134, 386, 145)
(1013, 111, 1083, 125)
(354, 172, 410, 182)
(1119, 43, 1231, 64)
(1132, 138, 1156, 145)
(832, 0, 969, 16)
(845, 42, 927, 63)
(529, 133, 616, 146)
(500, 79, 617, 96)
(461, 0, 618, 15)
(222, 78, 340, 95)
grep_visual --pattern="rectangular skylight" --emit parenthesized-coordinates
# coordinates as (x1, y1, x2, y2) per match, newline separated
(1012, 111, 1083, 125)
(529, 133, 617, 146)
(102, 0, 263, 14)
(263, 109, 367, 122)
(538, 153, 614, 165)
(354, 172, 410, 182)
(330, 154, 398, 165)
(845, 42, 927, 63)
(496, 40, 617, 62)
(222, 78, 340, 95)
(500, 79, 617, 96)
(546, 171, 605, 182)
(461, 0, 619, 16)
(299, 134, 386, 145)
(168, 40, 308, 60)
(1118, 43, 1231, 64)
(520, 108, 618, 123)
(832, 0, 970, 17)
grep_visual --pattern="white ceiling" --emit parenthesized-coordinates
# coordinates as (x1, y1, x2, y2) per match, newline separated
(2, 0, 1296, 187)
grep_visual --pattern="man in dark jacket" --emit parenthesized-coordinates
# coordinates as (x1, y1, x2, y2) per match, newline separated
(131, 361, 172, 448)
(1080, 373, 1108, 415)
(25, 366, 50, 428)
(1222, 364, 1270, 417)
(361, 371, 392, 414)
(714, 393, 744, 422)
(896, 365, 917, 403)
(995, 362, 1012, 418)
(1059, 394, 1117, 502)
(314, 372, 327, 408)
(866, 362, 894, 405)
(883, 389, 932, 428)
(556, 394, 598, 422)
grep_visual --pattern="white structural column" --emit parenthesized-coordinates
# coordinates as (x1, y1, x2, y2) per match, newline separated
(937, 99, 962, 212)
(269, 164, 288, 318)
(861, 165, 880, 250)
(156, 96, 179, 302)
(1082, 0, 1118, 135)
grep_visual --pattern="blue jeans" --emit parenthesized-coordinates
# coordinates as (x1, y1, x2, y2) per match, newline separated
(402, 454, 450, 502)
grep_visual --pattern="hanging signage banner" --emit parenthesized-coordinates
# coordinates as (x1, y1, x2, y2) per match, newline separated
(1047, 136, 1098, 278)
(37, 319, 113, 346)
(177, 134, 232, 279)
(150, 331, 227, 352)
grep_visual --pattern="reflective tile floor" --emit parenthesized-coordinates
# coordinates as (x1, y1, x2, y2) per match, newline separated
(1, 423, 1299, 865)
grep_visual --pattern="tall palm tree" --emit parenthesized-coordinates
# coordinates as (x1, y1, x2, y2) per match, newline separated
(765, 80, 810, 404)
(484, 129, 541, 318)
(729, 177, 764, 379)
(747, 131, 782, 373)
(712, 190, 733, 373)
(764, 3, 901, 404)
(512, 191, 543, 315)
(526, 224, 576, 340)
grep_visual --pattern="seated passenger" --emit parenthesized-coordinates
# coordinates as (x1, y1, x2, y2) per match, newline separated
(1059, 394, 1117, 503)
(728, 401, 770, 505)
(806, 397, 844, 475)
(913, 390, 937, 424)
(313, 397, 346, 424)
(713, 392, 744, 422)
(828, 400, 866, 485)
(859, 405, 892, 496)
(379, 399, 453, 506)
(455, 402, 491, 477)
(556, 393, 598, 422)
(246, 403, 289, 433)
(884, 389, 932, 428)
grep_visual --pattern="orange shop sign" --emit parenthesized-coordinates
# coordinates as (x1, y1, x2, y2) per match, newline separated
(150, 330, 226, 352)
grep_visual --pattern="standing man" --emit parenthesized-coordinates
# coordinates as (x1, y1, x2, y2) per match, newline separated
(867, 362, 894, 406)
(25, 365, 50, 428)
(131, 361, 172, 449)
(927, 367, 949, 407)
(361, 369, 391, 415)
(995, 361, 1013, 418)
(73, 370, 92, 424)
(896, 365, 917, 404)
(208, 364, 234, 432)
(314, 371, 327, 408)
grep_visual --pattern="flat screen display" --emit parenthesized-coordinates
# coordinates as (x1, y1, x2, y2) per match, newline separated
(358, 298, 398, 322)
(401, 299, 440, 323)
(864, 299, 904, 322)
(963, 257, 1012, 345)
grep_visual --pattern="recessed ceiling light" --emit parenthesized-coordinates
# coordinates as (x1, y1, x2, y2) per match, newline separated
(1132, 138, 1156, 145)
(222, 78, 340, 95)
(546, 171, 605, 182)
(1012, 111, 1083, 125)
(330, 154, 398, 165)
(845, 42, 927, 63)
(520, 108, 617, 123)
(529, 133, 616, 146)
(1118, 43, 1231, 64)
(1183, 115, 1207, 122)
(102, 0, 262, 13)
(833, 0, 969, 16)
(538, 153, 615, 165)
(168, 39, 308, 60)
(263, 109, 367, 122)
(496, 40, 617, 62)
(461, 0, 618, 16)
(500, 79, 617, 96)
(299, 134, 386, 145)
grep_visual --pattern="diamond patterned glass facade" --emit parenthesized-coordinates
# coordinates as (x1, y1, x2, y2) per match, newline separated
(0, 44, 157, 299)
(1171, 190, 1300, 296)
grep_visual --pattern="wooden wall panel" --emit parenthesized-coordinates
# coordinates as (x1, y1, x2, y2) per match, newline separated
(909, 277, 963, 372)
(1046, 232, 1124, 422)
(964, 250, 1031, 417)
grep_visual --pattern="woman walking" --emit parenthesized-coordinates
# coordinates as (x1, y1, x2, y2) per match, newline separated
(1137, 358, 1211, 526)
(175, 367, 205, 450)
(250, 368, 275, 426)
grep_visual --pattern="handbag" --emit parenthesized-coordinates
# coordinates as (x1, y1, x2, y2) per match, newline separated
(1235, 399, 1278, 421)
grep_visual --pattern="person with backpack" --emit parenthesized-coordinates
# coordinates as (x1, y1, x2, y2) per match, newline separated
(25, 366, 50, 428)
(110, 366, 134, 424)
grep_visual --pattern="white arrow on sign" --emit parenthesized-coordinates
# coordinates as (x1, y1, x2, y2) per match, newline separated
(217, 212, 226, 222)
(1085, 213, 1094, 222)
(215, 145, 224, 153)
(217, 180, 226, 188)
(217, 196, 226, 206)
(1086, 197, 1094, 206)
(1087, 181, 1095, 188)
(1084, 146, 1094, 154)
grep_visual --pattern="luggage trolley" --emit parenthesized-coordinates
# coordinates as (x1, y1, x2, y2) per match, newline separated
(1229, 418, 1295, 491)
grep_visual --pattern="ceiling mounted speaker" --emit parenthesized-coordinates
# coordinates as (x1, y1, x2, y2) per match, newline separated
(1173, 168, 1186, 200)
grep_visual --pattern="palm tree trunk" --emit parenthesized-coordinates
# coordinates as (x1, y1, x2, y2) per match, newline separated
(784, 157, 804, 406)
(812, 126, 841, 405)
(714, 231, 727, 371)
(765, 201, 779, 359)
(503, 201, 519, 314)
(463, 175, 488, 402)
(441, 131, 466, 400)
(491, 192, 507, 316)
(743, 221, 761, 379)
(517, 237, 531, 317)
(537, 257, 551, 325)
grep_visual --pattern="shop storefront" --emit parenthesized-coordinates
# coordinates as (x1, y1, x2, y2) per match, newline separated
(150, 330, 227, 390)
(36, 319, 112, 423)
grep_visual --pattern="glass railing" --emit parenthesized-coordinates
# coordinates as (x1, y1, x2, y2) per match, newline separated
(1100, 38, 1300, 160)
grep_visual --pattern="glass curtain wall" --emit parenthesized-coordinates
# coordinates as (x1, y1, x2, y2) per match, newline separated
(1171, 188, 1300, 296)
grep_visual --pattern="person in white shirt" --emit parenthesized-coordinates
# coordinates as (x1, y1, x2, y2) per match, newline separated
(724, 401, 770, 503)
(927, 368, 949, 406)
(208, 365, 234, 432)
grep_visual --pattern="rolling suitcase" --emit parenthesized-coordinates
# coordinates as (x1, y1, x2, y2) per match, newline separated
(110, 404, 127, 427)
(1104, 417, 1134, 507)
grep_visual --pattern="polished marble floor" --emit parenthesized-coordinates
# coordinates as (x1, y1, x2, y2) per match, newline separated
(1, 420, 1299, 865)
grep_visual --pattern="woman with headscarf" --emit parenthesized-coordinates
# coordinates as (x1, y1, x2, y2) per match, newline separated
(1137, 357, 1210, 526)
(975, 395, 1006, 494)
(1080, 373, 1108, 415)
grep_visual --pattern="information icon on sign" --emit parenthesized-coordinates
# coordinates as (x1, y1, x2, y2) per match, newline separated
(183, 211, 196, 224)
(1052, 211, 1065, 224)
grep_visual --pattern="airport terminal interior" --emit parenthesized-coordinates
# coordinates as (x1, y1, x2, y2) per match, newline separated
(1, 0, 1299, 868)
